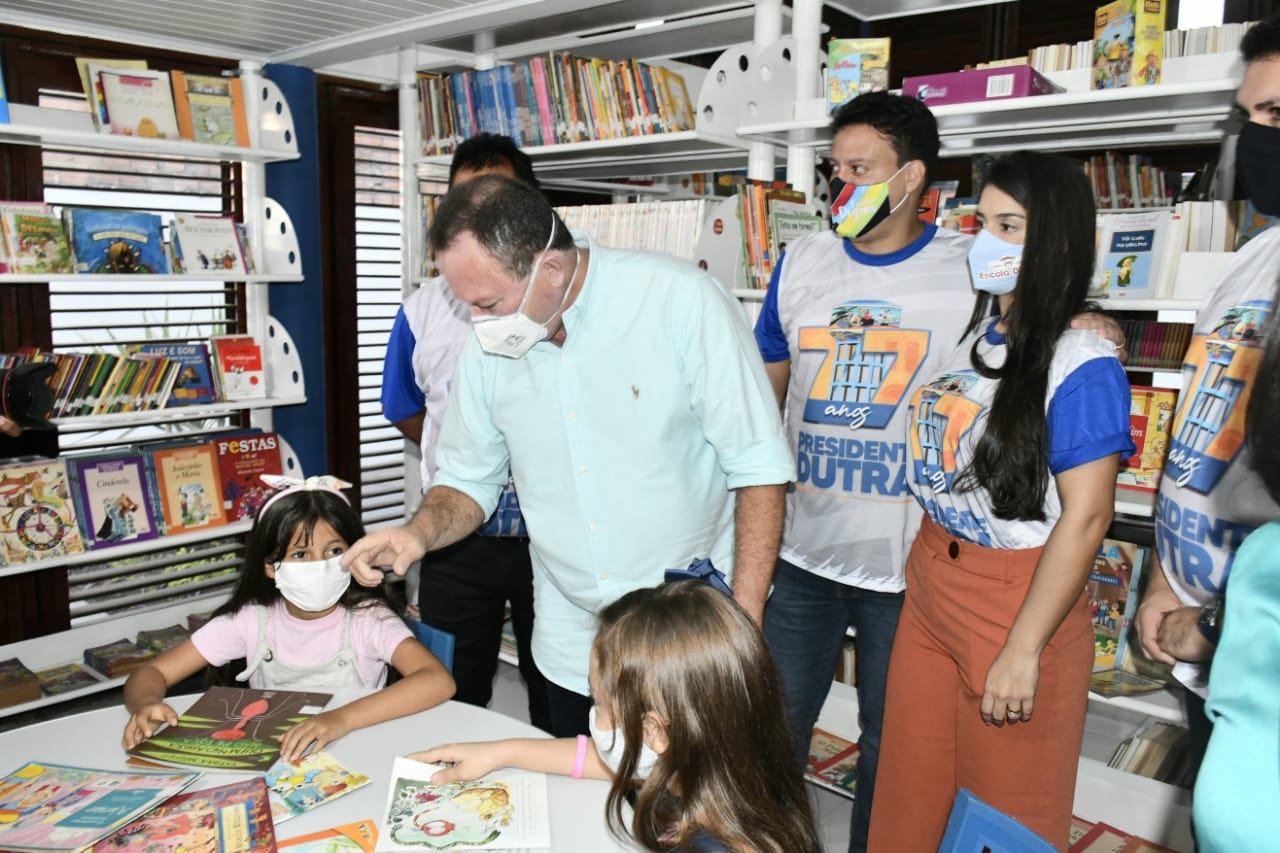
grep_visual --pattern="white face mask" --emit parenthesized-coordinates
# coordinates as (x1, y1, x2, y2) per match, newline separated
(472, 216, 574, 359)
(273, 556, 351, 613)
(588, 705, 660, 780)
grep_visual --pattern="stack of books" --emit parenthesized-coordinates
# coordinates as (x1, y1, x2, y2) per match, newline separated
(0, 658, 41, 708)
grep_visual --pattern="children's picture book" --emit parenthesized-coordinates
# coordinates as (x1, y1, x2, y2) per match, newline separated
(1090, 667, 1167, 698)
(172, 213, 247, 274)
(170, 71, 251, 147)
(279, 819, 379, 852)
(65, 208, 169, 275)
(133, 343, 216, 406)
(827, 37, 891, 113)
(92, 66, 180, 139)
(0, 459, 86, 565)
(805, 727, 859, 799)
(265, 751, 371, 823)
(126, 686, 332, 771)
(82, 638, 156, 678)
(1117, 386, 1177, 494)
(213, 432, 282, 522)
(209, 335, 267, 400)
(1071, 815, 1097, 846)
(1087, 538, 1146, 669)
(135, 624, 191, 654)
(91, 777, 277, 853)
(375, 757, 550, 852)
(0, 202, 53, 273)
(1092, 0, 1165, 90)
(66, 453, 160, 550)
(0, 761, 198, 853)
(34, 662, 103, 696)
(75, 57, 149, 129)
(0, 211, 74, 274)
(149, 443, 227, 534)
(1095, 210, 1170, 299)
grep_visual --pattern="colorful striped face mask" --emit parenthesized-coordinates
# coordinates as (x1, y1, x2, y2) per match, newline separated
(829, 163, 910, 240)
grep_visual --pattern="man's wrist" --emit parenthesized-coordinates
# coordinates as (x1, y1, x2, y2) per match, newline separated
(1197, 597, 1224, 646)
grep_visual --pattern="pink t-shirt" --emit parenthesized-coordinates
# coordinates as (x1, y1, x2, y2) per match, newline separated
(192, 600, 413, 689)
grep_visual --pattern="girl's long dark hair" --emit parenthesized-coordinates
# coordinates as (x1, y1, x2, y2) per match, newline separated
(215, 489, 400, 619)
(1247, 275, 1280, 505)
(953, 151, 1099, 520)
(593, 582, 822, 853)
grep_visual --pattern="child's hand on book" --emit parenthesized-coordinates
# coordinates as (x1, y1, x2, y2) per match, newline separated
(409, 742, 505, 784)
(122, 701, 179, 749)
(279, 709, 351, 763)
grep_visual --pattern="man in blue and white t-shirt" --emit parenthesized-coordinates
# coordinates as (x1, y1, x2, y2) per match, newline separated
(380, 134, 550, 732)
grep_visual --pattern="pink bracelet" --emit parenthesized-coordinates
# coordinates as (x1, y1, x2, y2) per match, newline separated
(571, 734, 589, 779)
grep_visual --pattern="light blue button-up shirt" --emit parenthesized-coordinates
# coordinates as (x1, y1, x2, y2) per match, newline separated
(433, 233, 795, 694)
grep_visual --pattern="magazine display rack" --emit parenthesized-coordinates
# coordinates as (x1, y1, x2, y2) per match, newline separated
(0, 76, 308, 714)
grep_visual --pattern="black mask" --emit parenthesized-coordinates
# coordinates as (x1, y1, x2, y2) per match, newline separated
(1237, 122, 1280, 217)
(0, 362, 57, 430)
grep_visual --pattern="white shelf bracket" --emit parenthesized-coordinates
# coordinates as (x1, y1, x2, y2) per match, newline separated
(693, 42, 752, 140)
(253, 77, 300, 157)
(257, 196, 304, 279)
(264, 313, 305, 401)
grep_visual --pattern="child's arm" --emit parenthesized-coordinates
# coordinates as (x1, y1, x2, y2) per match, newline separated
(278, 635, 455, 762)
(121, 639, 212, 749)
(410, 737, 611, 784)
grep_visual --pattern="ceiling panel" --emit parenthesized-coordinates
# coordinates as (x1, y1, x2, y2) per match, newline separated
(826, 0, 1012, 22)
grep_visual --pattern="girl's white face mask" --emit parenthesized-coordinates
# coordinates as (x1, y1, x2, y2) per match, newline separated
(273, 556, 351, 612)
(588, 705, 660, 780)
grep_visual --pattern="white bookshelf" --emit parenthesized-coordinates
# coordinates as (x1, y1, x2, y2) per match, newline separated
(0, 273, 302, 284)
(51, 396, 306, 432)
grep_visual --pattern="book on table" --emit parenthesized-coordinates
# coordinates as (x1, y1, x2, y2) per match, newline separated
(0, 760, 197, 853)
(264, 751, 371, 823)
(279, 819, 379, 852)
(90, 776, 276, 853)
(125, 685, 332, 771)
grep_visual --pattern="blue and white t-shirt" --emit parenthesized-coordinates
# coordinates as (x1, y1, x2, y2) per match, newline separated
(905, 322, 1133, 548)
(1155, 226, 1280, 692)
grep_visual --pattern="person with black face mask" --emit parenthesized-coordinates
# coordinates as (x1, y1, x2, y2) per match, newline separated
(1132, 13, 1280, 789)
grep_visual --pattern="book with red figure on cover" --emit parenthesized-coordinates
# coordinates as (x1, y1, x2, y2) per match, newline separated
(209, 335, 267, 400)
(125, 686, 332, 771)
(213, 432, 282, 522)
(805, 727, 858, 799)
(91, 777, 276, 853)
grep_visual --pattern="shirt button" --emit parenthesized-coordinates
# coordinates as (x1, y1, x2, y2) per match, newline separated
(948, 541, 960, 559)
(589, 521, 598, 530)
(561, 355, 568, 364)
(579, 466, 588, 474)
(600, 572, 608, 580)
(569, 410, 577, 418)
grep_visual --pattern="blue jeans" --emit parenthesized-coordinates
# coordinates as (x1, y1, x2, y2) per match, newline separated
(763, 559, 904, 853)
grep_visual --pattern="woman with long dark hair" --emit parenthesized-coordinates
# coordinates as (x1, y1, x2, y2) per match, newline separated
(868, 151, 1134, 850)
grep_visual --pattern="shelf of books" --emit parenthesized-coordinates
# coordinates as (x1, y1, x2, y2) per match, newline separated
(735, 80, 1239, 157)
(0, 273, 302, 284)
(0, 594, 229, 719)
(51, 395, 306, 432)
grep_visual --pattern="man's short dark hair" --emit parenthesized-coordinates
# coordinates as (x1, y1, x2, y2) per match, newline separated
(1242, 15, 1280, 64)
(829, 91, 940, 186)
(449, 133, 539, 189)
(430, 174, 573, 278)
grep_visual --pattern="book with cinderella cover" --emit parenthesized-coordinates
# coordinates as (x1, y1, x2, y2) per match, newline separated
(375, 757, 550, 852)
(125, 686, 332, 771)
(91, 777, 276, 853)
(0, 761, 197, 853)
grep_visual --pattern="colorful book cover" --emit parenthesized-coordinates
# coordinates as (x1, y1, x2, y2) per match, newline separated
(827, 37, 891, 113)
(65, 208, 169, 275)
(0, 202, 53, 273)
(149, 443, 227, 534)
(172, 213, 247, 274)
(92, 65, 180, 139)
(91, 777, 276, 853)
(0, 212, 73, 274)
(135, 624, 191, 653)
(1087, 538, 1146, 669)
(126, 686, 333, 771)
(1117, 386, 1177, 493)
(1090, 667, 1167, 698)
(75, 57, 149, 129)
(0, 658, 40, 707)
(279, 820, 379, 852)
(170, 71, 250, 147)
(1095, 210, 1169, 299)
(67, 453, 161, 550)
(375, 757, 550, 852)
(209, 335, 267, 400)
(35, 662, 103, 696)
(133, 343, 215, 406)
(0, 761, 198, 853)
(213, 432, 282, 521)
(0, 459, 86, 565)
(265, 751, 371, 823)
(805, 727, 858, 799)
(1092, 1, 1165, 90)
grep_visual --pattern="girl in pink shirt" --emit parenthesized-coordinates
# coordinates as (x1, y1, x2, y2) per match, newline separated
(121, 477, 455, 761)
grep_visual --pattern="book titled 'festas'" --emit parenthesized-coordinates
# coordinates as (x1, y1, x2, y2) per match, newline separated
(214, 432, 283, 521)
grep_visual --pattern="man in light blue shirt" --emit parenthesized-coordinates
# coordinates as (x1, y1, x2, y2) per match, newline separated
(345, 175, 795, 736)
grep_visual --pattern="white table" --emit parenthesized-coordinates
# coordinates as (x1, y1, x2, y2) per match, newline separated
(0, 692, 636, 851)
